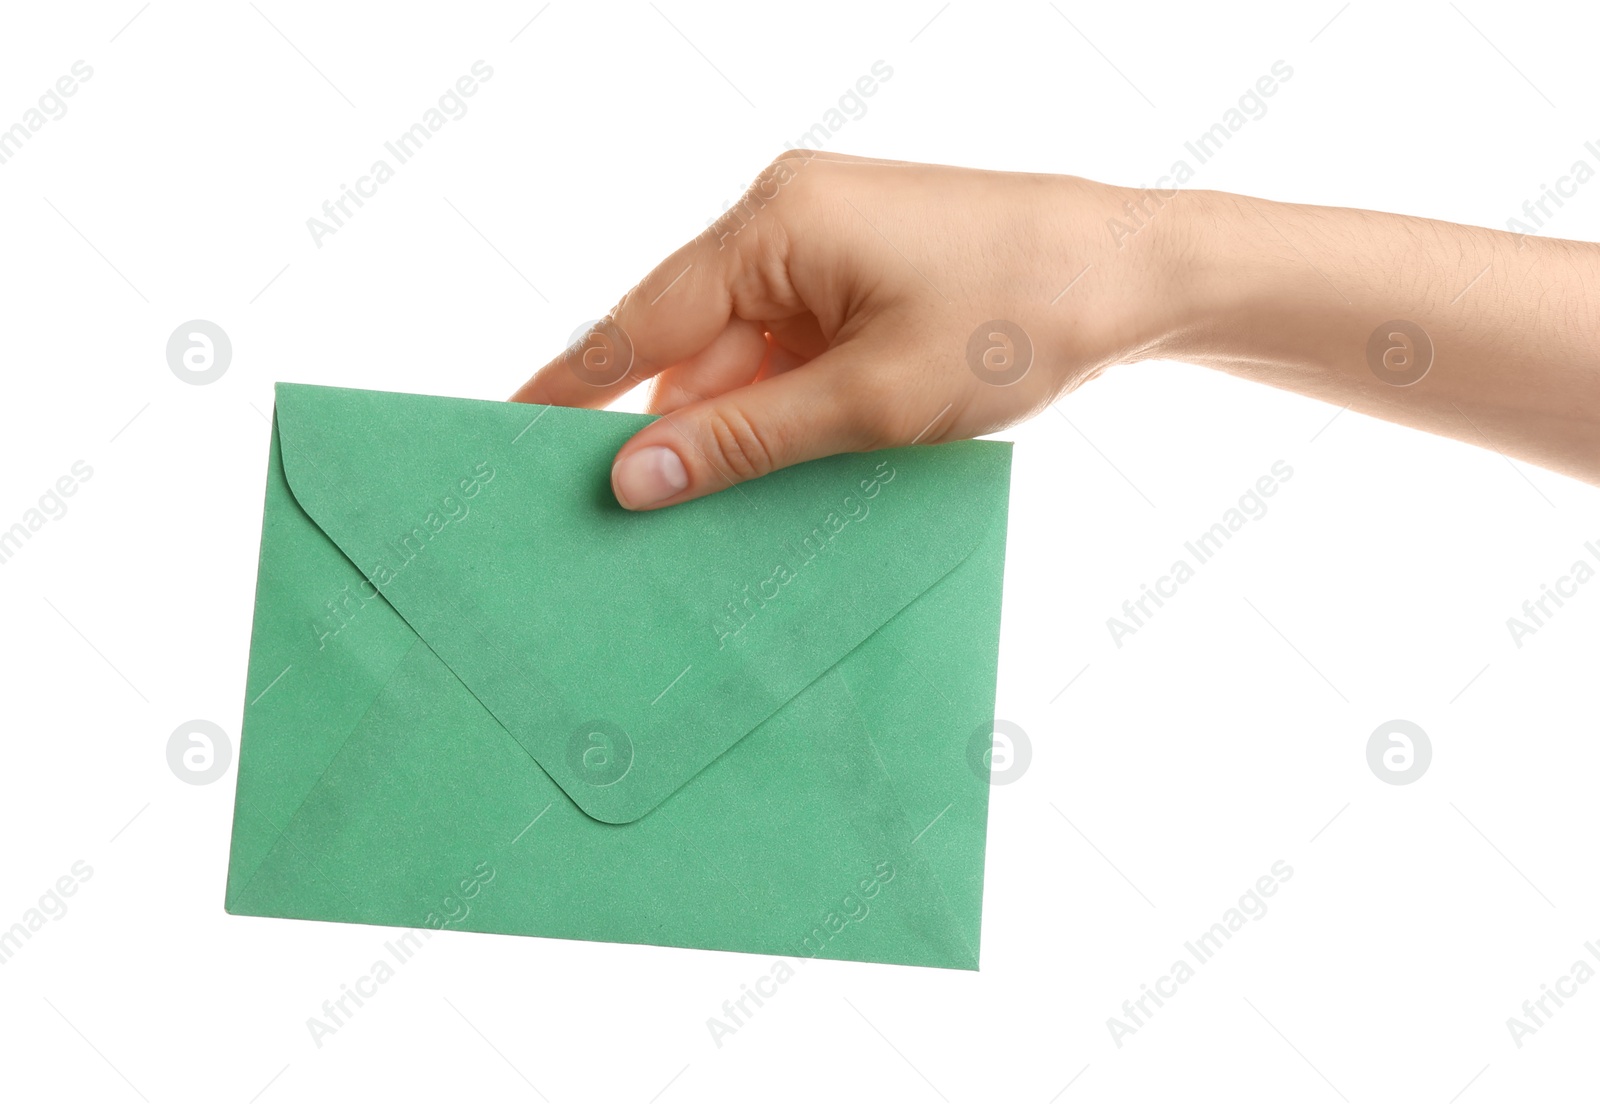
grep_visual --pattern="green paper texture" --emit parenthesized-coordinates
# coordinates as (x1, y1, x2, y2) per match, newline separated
(225, 383, 1012, 969)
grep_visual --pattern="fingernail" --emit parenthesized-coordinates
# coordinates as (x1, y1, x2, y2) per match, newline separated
(612, 446, 688, 509)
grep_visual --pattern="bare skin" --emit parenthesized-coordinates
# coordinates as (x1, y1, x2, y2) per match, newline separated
(512, 152, 1599, 508)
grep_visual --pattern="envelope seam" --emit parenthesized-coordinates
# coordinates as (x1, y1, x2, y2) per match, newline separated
(271, 403, 610, 814)
(270, 408, 590, 806)
(834, 664, 982, 970)
(230, 637, 427, 910)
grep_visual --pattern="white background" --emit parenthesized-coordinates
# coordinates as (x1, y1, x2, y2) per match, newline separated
(1, 1, 1597, 1103)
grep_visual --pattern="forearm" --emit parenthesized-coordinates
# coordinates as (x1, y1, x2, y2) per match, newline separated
(1148, 189, 1600, 482)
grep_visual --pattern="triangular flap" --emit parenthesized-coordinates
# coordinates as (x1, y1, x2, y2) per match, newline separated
(272, 383, 1010, 823)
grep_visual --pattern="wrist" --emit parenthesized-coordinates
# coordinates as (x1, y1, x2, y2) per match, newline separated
(1140, 188, 1360, 382)
(1065, 181, 1235, 373)
(1132, 187, 1250, 367)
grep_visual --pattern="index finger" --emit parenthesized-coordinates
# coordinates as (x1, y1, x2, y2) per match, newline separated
(510, 227, 745, 409)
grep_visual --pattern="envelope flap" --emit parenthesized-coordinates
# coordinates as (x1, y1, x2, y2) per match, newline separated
(272, 383, 1010, 824)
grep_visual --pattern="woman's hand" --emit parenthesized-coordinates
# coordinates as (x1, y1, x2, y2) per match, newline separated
(511, 153, 1179, 509)
(514, 152, 1600, 505)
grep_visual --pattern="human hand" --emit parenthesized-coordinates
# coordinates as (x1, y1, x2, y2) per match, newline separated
(511, 153, 1177, 509)
(514, 152, 1600, 501)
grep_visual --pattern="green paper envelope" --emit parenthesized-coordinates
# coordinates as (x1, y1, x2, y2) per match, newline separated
(225, 383, 1011, 969)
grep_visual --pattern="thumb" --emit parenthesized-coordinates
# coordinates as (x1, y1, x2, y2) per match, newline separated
(610, 345, 878, 510)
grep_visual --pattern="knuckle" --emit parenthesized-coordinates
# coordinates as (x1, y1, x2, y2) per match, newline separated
(706, 156, 830, 259)
(756, 152, 823, 206)
(702, 407, 778, 483)
(703, 205, 745, 251)
(764, 149, 813, 185)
